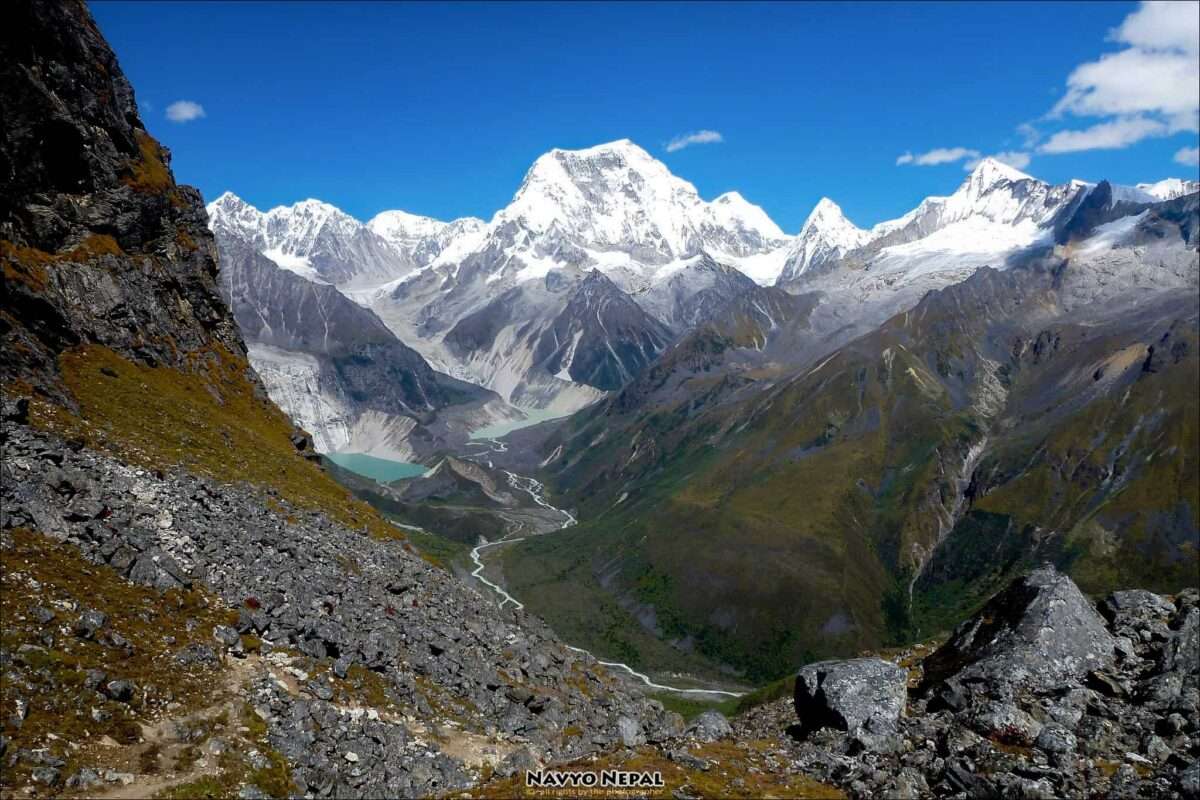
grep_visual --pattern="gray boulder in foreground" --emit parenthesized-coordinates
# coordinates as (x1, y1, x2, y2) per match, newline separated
(793, 657, 908, 738)
(685, 710, 733, 742)
(920, 565, 1116, 702)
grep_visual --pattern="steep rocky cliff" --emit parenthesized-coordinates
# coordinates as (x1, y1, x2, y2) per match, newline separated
(1, 0, 245, 403)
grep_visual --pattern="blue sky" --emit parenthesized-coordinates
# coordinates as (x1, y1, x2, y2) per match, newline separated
(92, 1, 1199, 231)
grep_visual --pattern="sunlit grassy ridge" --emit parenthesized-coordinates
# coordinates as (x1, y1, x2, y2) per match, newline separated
(508, 341, 972, 681)
(27, 344, 404, 543)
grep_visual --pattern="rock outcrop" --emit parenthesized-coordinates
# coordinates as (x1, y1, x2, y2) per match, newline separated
(766, 567, 1199, 797)
(920, 565, 1117, 703)
(793, 658, 907, 744)
(1, 0, 247, 403)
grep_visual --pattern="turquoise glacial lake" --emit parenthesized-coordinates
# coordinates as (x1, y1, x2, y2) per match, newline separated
(469, 407, 570, 440)
(325, 452, 427, 482)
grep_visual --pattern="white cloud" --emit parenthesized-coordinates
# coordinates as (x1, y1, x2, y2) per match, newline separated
(1040, 2, 1199, 154)
(1175, 146, 1200, 166)
(1039, 114, 1195, 154)
(895, 147, 980, 167)
(166, 100, 206, 123)
(964, 151, 1032, 171)
(1111, 0, 1199, 56)
(665, 130, 724, 153)
(1052, 47, 1200, 119)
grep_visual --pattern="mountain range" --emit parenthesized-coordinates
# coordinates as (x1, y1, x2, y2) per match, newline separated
(205, 138, 1198, 683)
(3, 3, 1198, 798)
(500, 184, 1200, 680)
(208, 144, 1196, 463)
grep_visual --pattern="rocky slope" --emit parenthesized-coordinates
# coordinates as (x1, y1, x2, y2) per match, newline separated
(459, 565, 1199, 799)
(734, 567, 1200, 800)
(1, 421, 684, 797)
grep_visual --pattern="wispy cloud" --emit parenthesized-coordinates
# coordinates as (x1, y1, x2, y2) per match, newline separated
(665, 130, 724, 153)
(1039, 115, 1185, 154)
(1038, 1, 1199, 154)
(906, 4, 1199, 171)
(1175, 146, 1200, 166)
(166, 100, 206, 123)
(896, 147, 980, 167)
(1016, 123, 1041, 149)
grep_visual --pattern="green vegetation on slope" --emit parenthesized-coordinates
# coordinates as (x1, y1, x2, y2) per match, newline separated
(504, 278, 1200, 684)
(27, 344, 405, 544)
(0, 527, 244, 788)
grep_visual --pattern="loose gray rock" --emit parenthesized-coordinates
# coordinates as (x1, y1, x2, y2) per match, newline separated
(794, 657, 908, 739)
(1034, 722, 1077, 754)
(921, 566, 1116, 699)
(617, 715, 645, 747)
(1160, 608, 1199, 676)
(1102, 590, 1175, 630)
(685, 710, 733, 742)
(74, 608, 107, 639)
(212, 625, 241, 648)
(30, 767, 61, 787)
(66, 768, 102, 789)
(103, 679, 136, 703)
(1180, 761, 1200, 800)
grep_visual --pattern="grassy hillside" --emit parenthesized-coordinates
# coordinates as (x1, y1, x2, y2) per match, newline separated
(23, 344, 405, 545)
(504, 273, 1200, 682)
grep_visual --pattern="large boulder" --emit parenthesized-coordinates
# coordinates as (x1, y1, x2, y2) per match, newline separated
(1101, 590, 1175, 630)
(685, 710, 733, 742)
(793, 658, 907, 738)
(921, 566, 1116, 703)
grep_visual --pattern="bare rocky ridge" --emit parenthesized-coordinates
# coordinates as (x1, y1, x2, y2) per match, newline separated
(725, 573, 1200, 800)
(0, 0, 247, 405)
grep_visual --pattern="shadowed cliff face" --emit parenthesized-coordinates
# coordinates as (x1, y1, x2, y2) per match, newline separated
(0, 0, 248, 404)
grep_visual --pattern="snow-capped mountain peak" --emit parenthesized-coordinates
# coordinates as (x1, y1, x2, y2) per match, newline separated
(482, 139, 790, 282)
(801, 197, 861, 237)
(206, 193, 419, 288)
(206, 191, 264, 242)
(368, 209, 449, 241)
(777, 197, 869, 282)
(500, 138, 704, 260)
(1135, 178, 1200, 201)
(707, 191, 787, 240)
(865, 155, 1067, 244)
(965, 156, 1035, 188)
(780, 159, 1088, 288)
